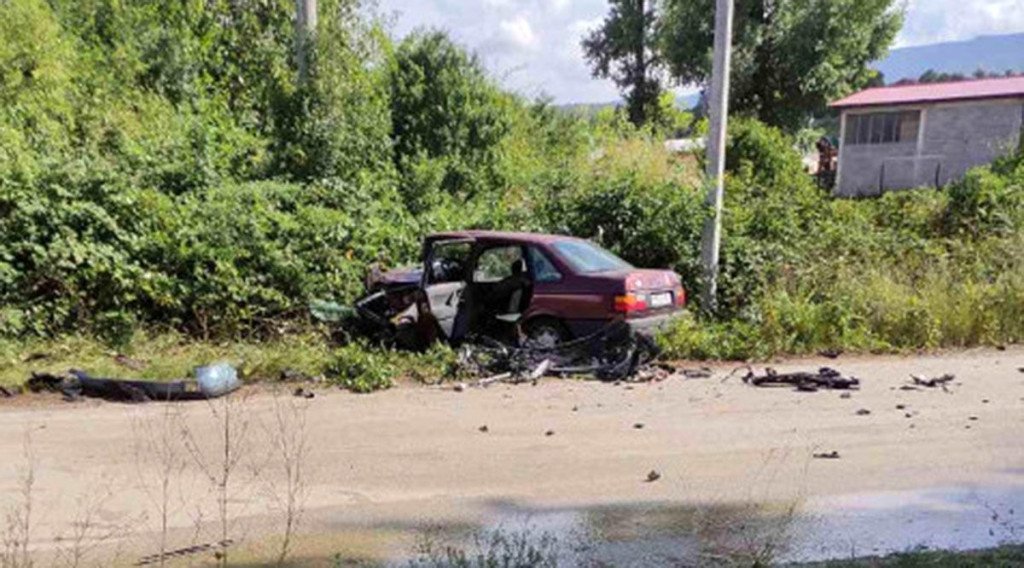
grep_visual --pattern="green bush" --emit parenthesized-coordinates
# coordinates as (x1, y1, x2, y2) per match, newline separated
(326, 342, 396, 393)
(0, 0, 1021, 375)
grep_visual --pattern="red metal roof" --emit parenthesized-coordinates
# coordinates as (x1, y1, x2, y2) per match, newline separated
(830, 76, 1024, 109)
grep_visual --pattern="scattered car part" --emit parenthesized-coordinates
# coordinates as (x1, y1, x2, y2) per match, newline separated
(743, 367, 860, 391)
(910, 374, 955, 388)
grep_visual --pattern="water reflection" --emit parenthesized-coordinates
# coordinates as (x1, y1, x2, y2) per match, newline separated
(398, 485, 1024, 566)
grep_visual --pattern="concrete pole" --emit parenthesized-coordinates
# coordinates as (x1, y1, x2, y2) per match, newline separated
(296, 0, 318, 84)
(699, 0, 734, 313)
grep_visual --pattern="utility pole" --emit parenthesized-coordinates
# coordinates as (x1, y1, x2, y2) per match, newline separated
(699, 0, 734, 313)
(296, 0, 318, 85)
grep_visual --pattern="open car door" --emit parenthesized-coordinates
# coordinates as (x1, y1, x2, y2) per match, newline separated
(419, 238, 474, 340)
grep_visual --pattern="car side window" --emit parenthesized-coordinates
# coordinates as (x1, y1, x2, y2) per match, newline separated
(427, 241, 472, 284)
(474, 246, 524, 283)
(528, 247, 562, 283)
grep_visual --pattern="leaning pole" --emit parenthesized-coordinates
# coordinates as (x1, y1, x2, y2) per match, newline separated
(699, 0, 734, 313)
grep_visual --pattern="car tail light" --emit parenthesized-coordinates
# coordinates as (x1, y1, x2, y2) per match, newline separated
(674, 286, 686, 307)
(614, 294, 647, 313)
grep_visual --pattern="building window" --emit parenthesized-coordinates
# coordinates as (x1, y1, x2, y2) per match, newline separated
(844, 110, 920, 145)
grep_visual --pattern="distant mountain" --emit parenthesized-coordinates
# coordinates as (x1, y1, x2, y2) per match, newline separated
(876, 33, 1024, 83)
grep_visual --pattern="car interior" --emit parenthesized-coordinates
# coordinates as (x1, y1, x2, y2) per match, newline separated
(428, 242, 534, 344)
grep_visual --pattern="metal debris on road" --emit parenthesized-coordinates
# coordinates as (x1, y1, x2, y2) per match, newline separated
(743, 367, 860, 392)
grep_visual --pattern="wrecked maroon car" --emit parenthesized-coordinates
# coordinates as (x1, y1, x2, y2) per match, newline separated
(356, 231, 686, 348)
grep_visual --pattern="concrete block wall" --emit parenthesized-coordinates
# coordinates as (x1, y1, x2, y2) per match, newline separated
(835, 98, 1024, 197)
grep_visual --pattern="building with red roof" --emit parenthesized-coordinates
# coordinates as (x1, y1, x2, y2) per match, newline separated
(829, 76, 1024, 196)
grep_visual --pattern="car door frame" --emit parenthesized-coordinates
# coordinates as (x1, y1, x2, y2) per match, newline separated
(419, 237, 475, 339)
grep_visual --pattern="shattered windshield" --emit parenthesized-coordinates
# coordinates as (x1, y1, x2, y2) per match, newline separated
(552, 240, 633, 274)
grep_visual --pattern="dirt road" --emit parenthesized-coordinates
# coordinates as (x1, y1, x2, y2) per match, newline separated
(1, 347, 1023, 564)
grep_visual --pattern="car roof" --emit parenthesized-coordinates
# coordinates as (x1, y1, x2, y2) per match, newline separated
(426, 230, 585, 245)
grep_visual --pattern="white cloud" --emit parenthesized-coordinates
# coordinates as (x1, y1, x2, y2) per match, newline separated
(898, 0, 1024, 46)
(499, 15, 539, 50)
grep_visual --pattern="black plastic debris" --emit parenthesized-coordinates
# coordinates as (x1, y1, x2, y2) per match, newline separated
(813, 451, 841, 459)
(681, 367, 713, 379)
(743, 367, 860, 392)
(910, 374, 955, 389)
(646, 470, 661, 482)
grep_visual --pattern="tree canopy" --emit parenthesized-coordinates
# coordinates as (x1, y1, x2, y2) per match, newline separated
(582, 0, 665, 128)
(659, 0, 903, 130)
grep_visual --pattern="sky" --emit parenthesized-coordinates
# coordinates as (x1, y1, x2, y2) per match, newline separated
(375, 0, 1024, 105)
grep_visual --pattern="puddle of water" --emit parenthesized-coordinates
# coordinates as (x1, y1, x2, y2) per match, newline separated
(389, 485, 1024, 566)
(790, 485, 1024, 561)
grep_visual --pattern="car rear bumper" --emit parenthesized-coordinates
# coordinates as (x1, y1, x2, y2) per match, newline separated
(624, 310, 685, 336)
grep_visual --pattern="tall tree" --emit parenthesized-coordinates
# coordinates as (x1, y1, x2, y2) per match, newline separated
(389, 31, 511, 209)
(582, 0, 664, 128)
(659, 0, 902, 131)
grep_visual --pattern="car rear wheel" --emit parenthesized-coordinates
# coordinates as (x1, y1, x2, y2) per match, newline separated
(523, 318, 571, 349)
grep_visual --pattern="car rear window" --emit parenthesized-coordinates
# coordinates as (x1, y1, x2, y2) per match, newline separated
(551, 240, 633, 274)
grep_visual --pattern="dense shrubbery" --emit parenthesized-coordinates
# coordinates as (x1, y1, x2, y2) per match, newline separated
(1, 0, 1022, 379)
(659, 121, 1024, 359)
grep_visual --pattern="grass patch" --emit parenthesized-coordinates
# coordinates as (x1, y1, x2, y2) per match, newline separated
(0, 331, 460, 392)
(0, 331, 334, 388)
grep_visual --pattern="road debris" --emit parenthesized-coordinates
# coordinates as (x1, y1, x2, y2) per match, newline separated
(646, 470, 661, 482)
(455, 322, 662, 386)
(910, 374, 956, 389)
(818, 348, 843, 359)
(681, 367, 713, 379)
(813, 451, 841, 459)
(743, 367, 860, 392)
(293, 387, 315, 399)
(479, 425, 489, 433)
(856, 408, 872, 416)
(25, 363, 240, 403)
(545, 429, 555, 437)
(633, 423, 645, 429)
